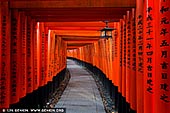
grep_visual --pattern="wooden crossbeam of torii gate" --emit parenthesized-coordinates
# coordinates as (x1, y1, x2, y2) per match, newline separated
(10, 0, 135, 8)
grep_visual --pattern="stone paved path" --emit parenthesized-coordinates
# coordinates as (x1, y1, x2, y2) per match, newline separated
(55, 59, 106, 113)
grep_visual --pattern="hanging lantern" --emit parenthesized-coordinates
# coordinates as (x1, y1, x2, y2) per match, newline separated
(100, 21, 114, 39)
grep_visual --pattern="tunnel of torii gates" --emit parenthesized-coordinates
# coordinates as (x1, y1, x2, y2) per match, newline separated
(0, 0, 170, 113)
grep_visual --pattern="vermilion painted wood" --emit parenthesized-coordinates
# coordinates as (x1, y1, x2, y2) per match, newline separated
(26, 16, 34, 93)
(119, 19, 124, 94)
(136, 0, 144, 112)
(0, 1, 10, 108)
(20, 12, 27, 98)
(10, 9, 21, 104)
(49, 30, 55, 81)
(33, 22, 39, 90)
(0, 3, 1, 107)
(108, 38, 113, 80)
(143, 0, 155, 113)
(47, 29, 51, 82)
(126, 11, 131, 103)
(112, 22, 117, 85)
(45, 22, 114, 27)
(44, 27, 48, 85)
(154, 1, 170, 113)
(115, 22, 121, 89)
(130, 8, 136, 111)
(122, 15, 126, 98)
(10, 1, 135, 9)
(54, 35, 58, 76)
(39, 22, 45, 87)
(37, 22, 41, 88)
